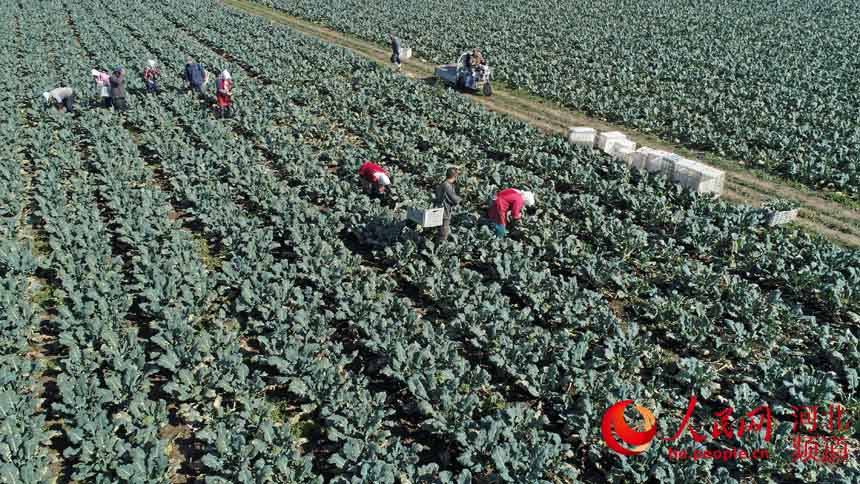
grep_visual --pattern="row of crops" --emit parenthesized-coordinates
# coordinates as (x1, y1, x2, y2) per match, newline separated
(1, 0, 858, 481)
(258, 0, 860, 198)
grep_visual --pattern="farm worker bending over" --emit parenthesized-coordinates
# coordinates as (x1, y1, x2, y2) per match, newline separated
(389, 33, 402, 71)
(143, 59, 160, 93)
(109, 66, 127, 112)
(91, 69, 111, 108)
(487, 188, 535, 239)
(215, 70, 233, 118)
(184, 57, 206, 94)
(434, 167, 461, 241)
(358, 162, 391, 197)
(42, 87, 76, 113)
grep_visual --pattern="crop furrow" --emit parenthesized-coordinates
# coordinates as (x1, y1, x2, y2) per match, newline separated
(147, 27, 596, 480)
(74, 4, 456, 480)
(161, 0, 848, 434)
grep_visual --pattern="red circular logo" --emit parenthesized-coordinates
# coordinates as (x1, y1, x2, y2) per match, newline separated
(601, 400, 657, 456)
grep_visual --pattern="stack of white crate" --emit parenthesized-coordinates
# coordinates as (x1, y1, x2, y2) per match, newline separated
(607, 138, 637, 164)
(567, 127, 597, 147)
(630, 147, 672, 173)
(595, 130, 637, 163)
(632, 148, 724, 196)
(594, 131, 626, 150)
(565, 129, 724, 197)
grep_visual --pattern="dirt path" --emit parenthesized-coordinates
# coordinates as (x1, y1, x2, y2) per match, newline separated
(222, 0, 860, 248)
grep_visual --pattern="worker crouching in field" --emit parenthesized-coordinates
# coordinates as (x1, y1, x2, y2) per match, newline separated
(434, 167, 461, 241)
(215, 70, 233, 118)
(487, 188, 535, 238)
(42, 87, 76, 113)
(358, 162, 391, 199)
(109, 67, 127, 112)
(143, 59, 160, 93)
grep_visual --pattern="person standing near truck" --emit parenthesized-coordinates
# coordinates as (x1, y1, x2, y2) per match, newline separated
(434, 167, 461, 241)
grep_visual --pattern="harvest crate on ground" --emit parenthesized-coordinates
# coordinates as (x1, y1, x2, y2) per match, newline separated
(407, 207, 444, 227)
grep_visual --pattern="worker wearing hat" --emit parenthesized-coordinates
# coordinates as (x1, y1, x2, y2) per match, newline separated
(143, 59, 160, 93)
(358, 162, 392, 198)
(487, 188, 535, 238)
(109, 66, 127, 112)
(434, 166, 461, 241)
(42, 86, 76, 113)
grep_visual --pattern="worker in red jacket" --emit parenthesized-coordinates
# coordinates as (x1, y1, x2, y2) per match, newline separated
(487, 188, 535, 238)
(358, 162, 391, 197)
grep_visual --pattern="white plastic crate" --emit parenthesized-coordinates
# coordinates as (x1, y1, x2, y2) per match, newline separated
(605, 138, 636, 158)
(696, 174, 723, 195)
(767, 208, 799, 226)
(662, 153, 691, 179)
(690, 166, 724, 196)
(567, 127, 596, 146)
(614, 146, 636, 166)
(638, 148, 672, 174)
(630, 147, 657, 170)
(645, 155, 665, 174)
(407, 207, 444, 227)
(668, 156, 697, 184)
(399, 47, 412, 60)
(695, 164, 725, 195)
(668, 160, 724, 196)
(594, 131, 627, 150)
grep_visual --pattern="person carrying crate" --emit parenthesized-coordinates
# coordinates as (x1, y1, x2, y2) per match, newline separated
(486, 188, 535, 239)
(91, 69, 111, 108)
(434, 167, 461, 241)
(358, 162, 391, 198)
(389, 33, 402, 71)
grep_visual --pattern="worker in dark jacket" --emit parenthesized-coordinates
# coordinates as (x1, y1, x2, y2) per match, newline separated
(184, 57, 206, 95)
(42, 87, 76, 113)
(109, 66, 127, 112)
(487, 188, 535, 238)
(434, 167, 461, 241)
(389, 34, 402, 71)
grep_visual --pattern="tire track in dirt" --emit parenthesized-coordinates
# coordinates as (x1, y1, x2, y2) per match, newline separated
(220, 0, 860, 248)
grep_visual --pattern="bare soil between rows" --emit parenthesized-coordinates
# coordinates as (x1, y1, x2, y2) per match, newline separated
(221, 0, 860, 248)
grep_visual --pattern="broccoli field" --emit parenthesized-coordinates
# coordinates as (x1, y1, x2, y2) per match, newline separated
(1, 0, 859, 482)
(260, 0, 860, 198)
